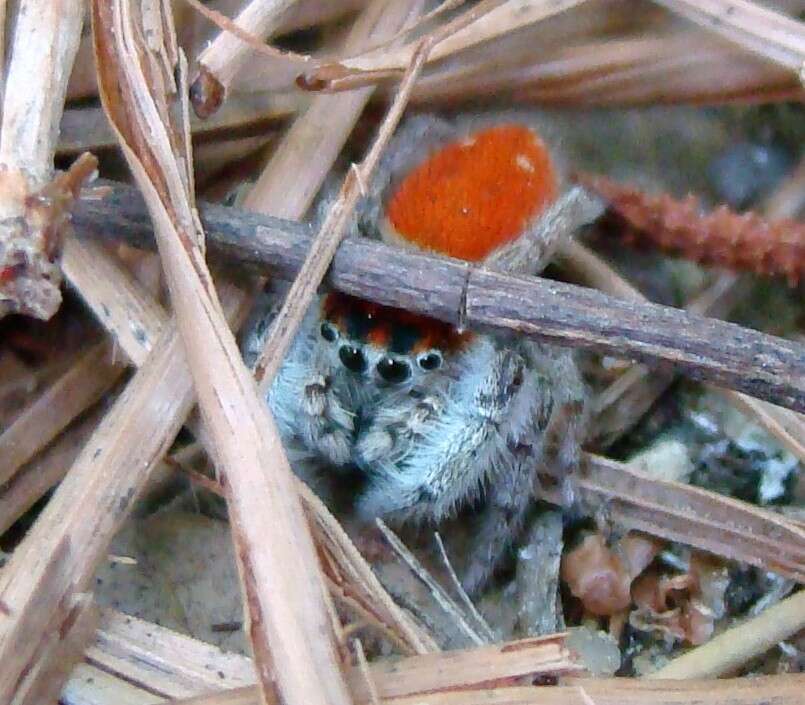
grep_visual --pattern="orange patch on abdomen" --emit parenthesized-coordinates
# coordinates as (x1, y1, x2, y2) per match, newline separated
(385, 124, 558, 262)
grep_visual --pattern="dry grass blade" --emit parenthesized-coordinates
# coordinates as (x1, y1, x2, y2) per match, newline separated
(302, 484, 437, 655)
(433, 531, 497, 642)
(652, 0, 805, 75)
(91, 2, 351, 704)
(304, 0, 589, 90)
(567, 454, 805, 582)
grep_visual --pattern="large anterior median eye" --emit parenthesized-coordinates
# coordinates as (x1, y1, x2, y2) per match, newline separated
(320, 321, 339, 342)
(377, 356, 411, 384)
(417, 350, 443, 371)
(339, 344, 367, 373)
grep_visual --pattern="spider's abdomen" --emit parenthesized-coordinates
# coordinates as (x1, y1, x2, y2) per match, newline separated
(384, 124, 558, 261)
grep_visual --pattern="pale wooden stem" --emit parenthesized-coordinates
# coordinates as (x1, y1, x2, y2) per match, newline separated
(376, 520, 487, 647)
(94, 0, 355, 700)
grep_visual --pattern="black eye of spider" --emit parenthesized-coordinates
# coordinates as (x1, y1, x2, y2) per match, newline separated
(339, 345, 367, 373)
(320, 321, 338, 342)
(377, 356, 412, 384)
(417, 351, 443, 371)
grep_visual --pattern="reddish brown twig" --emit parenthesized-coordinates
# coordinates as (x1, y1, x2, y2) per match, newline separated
(578, 172, 805, 285)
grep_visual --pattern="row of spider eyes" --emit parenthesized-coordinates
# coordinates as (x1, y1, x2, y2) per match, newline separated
(320, 321, 443, 382)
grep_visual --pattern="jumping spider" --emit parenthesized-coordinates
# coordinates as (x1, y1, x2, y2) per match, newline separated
(244, 116, 601, 593)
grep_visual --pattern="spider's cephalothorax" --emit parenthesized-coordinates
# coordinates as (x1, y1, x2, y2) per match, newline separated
(249, 116, 601, 592)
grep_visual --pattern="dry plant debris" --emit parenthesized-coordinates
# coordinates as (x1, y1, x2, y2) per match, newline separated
(0, 1, 803, 705)
(0, 153, 97, 319)
(580, 172, 805, 285)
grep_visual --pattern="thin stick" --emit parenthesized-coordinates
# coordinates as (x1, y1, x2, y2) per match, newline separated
(72, 185, 805, 413)
(376, 519, 488, 646)
(648, 589, 805, 679)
